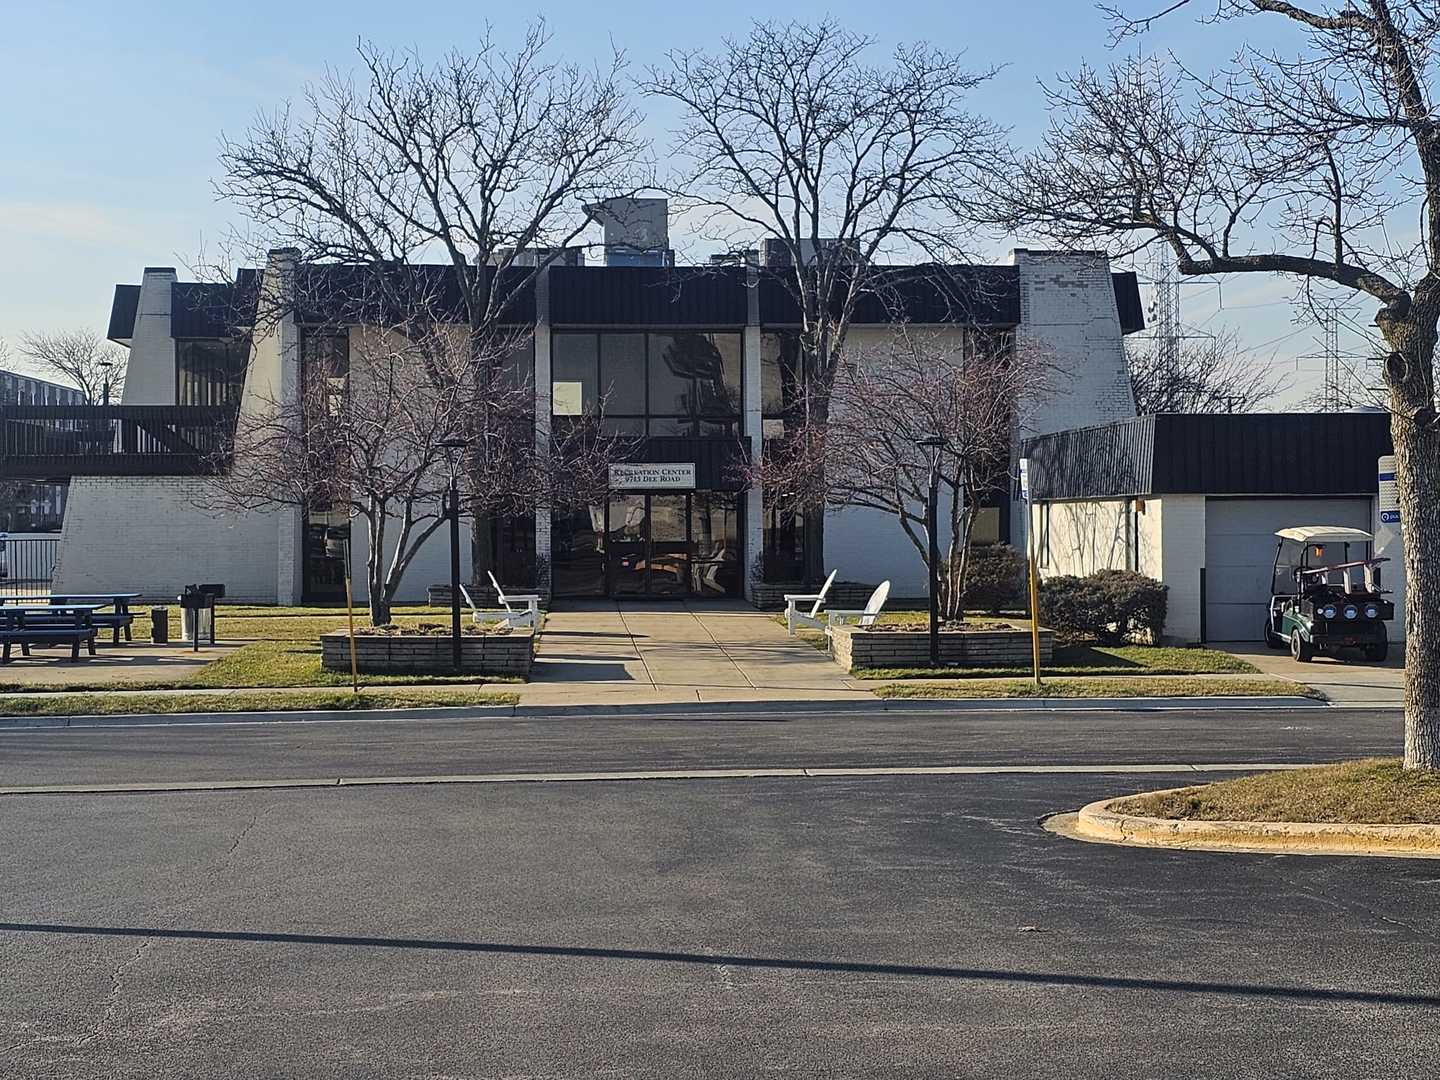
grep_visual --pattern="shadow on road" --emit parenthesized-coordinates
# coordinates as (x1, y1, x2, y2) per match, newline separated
(2, 921, 1433, 1008)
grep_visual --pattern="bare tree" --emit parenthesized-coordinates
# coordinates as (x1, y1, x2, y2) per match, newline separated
(643, 20, 1005, 578)
(1127, 327, 1288, 413)
(214, 309, 627, 623)
(754, 328, 1044, 619)
(999, 1, 1440, 768)
(19, 330, 127, 404)
(216, 22, 648, 585)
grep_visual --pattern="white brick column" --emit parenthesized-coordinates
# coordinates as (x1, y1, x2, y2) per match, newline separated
(743, 267, 764, 600)
(122, 267, 178, 405)
(533, 266, 553, 598)
(258, 248, 305, 605)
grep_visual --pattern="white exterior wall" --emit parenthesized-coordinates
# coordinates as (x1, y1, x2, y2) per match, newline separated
(823, 324, 968, 598)
(52, 477, 281, 601)
(1034, 495, 1205, 644)
(1012, 250, 1137, 547)
(56, 251, 305, 605)
(120, 267, 178, 405)
(1155, 496, 1206, 643)
(350, 499, 471, 604)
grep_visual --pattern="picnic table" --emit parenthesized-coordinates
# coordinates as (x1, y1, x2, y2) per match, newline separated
(0, 593, 140, 643)
(0, 603, 105, 662)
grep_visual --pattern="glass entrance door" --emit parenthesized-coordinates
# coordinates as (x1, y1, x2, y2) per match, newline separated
(555, 492, 743, 599)
(646, 495, 690, 597)
(608, 493, 648, 597)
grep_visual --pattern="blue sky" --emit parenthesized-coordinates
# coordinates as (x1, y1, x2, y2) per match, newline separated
(0, 1, 1369, 400)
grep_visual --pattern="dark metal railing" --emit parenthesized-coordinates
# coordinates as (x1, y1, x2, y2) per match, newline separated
(0, 405, 237, 478)
(0, 537, 59, 595)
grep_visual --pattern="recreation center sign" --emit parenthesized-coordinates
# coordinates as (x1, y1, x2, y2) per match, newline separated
(610, 462, 697, 491)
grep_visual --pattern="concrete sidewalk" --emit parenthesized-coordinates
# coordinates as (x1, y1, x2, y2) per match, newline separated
(525, 602, 874, 706)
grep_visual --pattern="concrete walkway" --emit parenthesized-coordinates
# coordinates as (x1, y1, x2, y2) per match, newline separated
(1224, 643, 1404, 708)
(524, 601, 874, 707)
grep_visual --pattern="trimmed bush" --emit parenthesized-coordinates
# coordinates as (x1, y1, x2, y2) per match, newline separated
(962, 544, 1026, 614)
(1091, 570, 1168, 644)
(1040, 570, 1167, 644)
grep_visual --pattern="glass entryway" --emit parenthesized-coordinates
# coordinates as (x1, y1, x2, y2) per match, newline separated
(552, 492, 741, 599)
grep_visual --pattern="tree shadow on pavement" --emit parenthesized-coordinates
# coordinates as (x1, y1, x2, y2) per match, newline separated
(1, 921, 1433, 1008)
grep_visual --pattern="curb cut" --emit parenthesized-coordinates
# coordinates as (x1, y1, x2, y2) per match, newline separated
(1066, 789, 1440, 858)
(0, 695, 1338, 731)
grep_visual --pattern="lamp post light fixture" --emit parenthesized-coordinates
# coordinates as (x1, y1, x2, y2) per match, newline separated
(440, 437, 471, 671)
(97, 360, 114, 407)
(915, 435, 946, 668)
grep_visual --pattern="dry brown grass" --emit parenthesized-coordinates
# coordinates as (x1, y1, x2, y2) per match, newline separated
(1114, 759, 1440, 825)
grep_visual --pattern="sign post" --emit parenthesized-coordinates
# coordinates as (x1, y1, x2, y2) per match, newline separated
(1020, 458, 1042, 687)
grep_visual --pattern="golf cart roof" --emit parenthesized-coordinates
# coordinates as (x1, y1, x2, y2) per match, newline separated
(1275, 526, 1374, 544)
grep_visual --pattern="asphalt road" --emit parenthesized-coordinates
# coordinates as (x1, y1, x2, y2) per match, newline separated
(0, 704, 1405, 786)
(2, 706, 1435, 1078)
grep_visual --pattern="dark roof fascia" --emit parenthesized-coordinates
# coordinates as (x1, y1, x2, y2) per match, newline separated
(1112, 271, 1145, 334)
(1022, 412, 1395, 501)
(106, 284, 140, 345)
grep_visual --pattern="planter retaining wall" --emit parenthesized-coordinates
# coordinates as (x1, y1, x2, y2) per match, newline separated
(320, 630, 533, 677)
(831, 626, 1055, 672)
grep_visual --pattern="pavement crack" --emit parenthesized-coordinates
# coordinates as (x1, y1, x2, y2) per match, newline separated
(1268, 862, 1440, 944)
(76, 940, 151, 1047)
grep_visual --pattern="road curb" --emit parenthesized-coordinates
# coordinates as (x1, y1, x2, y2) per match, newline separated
(0, 694, 1340, 730)
(1070, 788, 1440, 857)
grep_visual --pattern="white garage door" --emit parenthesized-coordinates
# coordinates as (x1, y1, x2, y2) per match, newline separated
(1204, 497, 1373, 642)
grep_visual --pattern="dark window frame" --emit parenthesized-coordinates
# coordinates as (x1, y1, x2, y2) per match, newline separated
(174, 337, 249, 407)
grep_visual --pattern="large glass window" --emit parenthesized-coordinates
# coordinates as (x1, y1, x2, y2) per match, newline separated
(551, 333, 598, 416)
(599, 333, 646, 413)
(552, 330, 743, 436)
(177, 339, 248, 406)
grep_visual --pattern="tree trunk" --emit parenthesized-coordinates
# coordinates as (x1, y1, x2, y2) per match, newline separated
(1385, 320, 1439, 770)
(1393, 390, 1440, 770)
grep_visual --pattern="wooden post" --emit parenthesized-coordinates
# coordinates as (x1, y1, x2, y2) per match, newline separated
(343, 539, 359, 693)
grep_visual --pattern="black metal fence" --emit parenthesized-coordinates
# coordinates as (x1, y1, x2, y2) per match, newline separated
(0, 405, 237, 478)
(0, 537, 59, 595)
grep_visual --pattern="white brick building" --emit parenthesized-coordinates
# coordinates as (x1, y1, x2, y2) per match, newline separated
(47, 222, 1145, 605)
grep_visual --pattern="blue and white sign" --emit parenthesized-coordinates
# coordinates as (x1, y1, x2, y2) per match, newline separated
(1378, 455, 1400, 525)
(1018, 458, 1031, 504)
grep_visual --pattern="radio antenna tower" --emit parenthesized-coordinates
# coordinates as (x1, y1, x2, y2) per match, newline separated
(1146, 249, 1182, 403)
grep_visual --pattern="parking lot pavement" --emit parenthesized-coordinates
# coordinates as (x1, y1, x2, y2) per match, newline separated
(1225, 643, 1405, 707)
(3, 765, 1438, 1078)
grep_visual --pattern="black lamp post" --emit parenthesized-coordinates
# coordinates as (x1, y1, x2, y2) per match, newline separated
(98, 360, 113, 406)
(440, 437, 470, 671)
(916, 435, 946, 667)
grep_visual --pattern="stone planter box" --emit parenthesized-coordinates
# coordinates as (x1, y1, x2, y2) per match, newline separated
(830, 625, 1055, 672)
(750, 581, 880, 611)
(320, 629, 533, 677)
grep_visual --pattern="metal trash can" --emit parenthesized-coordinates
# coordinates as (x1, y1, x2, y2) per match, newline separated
(178, 585, 217, 647)
(150, 606, 170, 644)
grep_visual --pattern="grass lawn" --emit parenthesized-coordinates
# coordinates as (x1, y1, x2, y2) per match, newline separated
(1112, 759, 1440, 825)
(0, 604, 530, 694)
(856, 644, 1259, 681)
(873, 675, 1320, 700)
(0, 687, 519, 718)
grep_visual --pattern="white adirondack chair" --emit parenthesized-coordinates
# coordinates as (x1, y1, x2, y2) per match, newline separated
(458, 572, 541, 630)
(784, 569, 838, 636)
(824, 580, 891, 651)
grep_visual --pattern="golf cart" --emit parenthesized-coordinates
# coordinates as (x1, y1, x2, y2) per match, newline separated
(1263, 526, 1393, 663)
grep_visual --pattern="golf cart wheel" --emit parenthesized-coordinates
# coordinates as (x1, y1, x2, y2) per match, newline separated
(1289, 631, 1314, 663)
(1263, 620, 1285, 650)
(1363, 641, 1389, 663)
